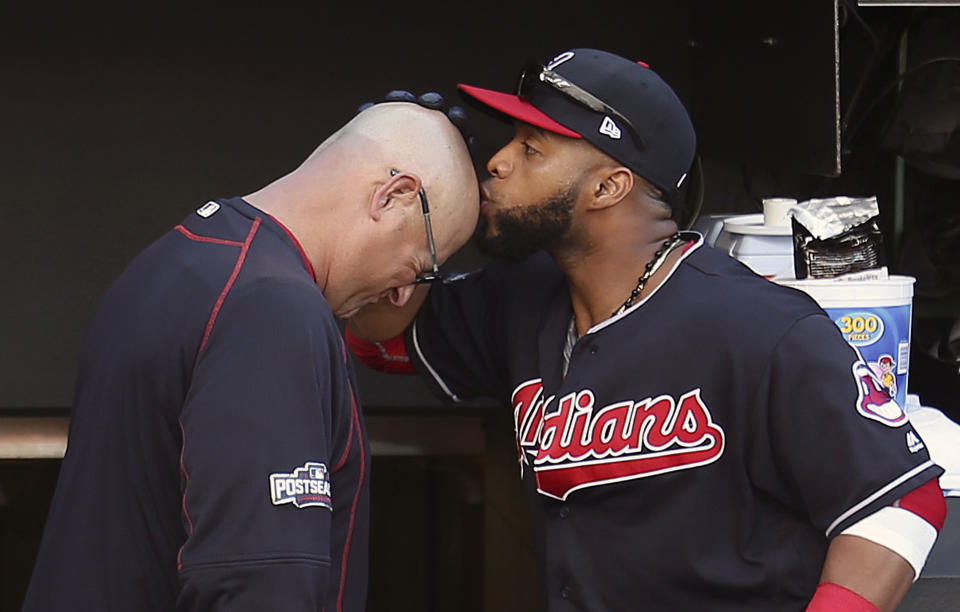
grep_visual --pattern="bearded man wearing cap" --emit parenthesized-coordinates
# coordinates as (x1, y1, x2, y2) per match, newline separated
(348, 49, 946, 611)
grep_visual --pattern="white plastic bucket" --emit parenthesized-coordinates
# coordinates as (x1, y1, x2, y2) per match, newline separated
(714, 213, 794, 279)
(777, 276, 916, 407)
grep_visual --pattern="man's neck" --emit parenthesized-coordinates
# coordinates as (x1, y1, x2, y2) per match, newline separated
(244, 175, 341, 293)
(557, 226, 683, 336)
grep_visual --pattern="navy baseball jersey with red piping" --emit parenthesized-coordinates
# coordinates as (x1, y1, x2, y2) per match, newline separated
(22, 197, 369, 612)
(406, 233, 942, 612)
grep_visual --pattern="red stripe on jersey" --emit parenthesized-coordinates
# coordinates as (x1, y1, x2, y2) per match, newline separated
(267, 213, 316, 282)
(331, 341, 355, 473)
(176, 420, 194, 572)
(344, 326, 415, 374)
(335, 338, 366, 612)
(174, 224, 244, 247)
(196, 218, 262, 358)
(335, 393, 365, 612)
(897, 478, 946, 531)
(535, 439, 721, 499)
(331, 417, 354, 474)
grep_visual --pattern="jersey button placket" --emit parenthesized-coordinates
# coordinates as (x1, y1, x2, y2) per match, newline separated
(560, 585, 572, 600)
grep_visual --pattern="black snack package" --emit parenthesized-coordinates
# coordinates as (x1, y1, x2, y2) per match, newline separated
(791, 196, 887, 280)
(792, 217, 887, 279)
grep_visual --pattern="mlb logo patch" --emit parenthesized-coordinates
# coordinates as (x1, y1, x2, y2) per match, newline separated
(196, 201, 220, 218)
(270, 461, 332, 510)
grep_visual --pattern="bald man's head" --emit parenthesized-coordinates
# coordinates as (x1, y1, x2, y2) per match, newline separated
(311, 102, 479, 257)
(245, 102, 479, 317)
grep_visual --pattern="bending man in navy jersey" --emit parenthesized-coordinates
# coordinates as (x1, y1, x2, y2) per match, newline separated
(22, 102, 479, 611)
(347, 49, 947, 611)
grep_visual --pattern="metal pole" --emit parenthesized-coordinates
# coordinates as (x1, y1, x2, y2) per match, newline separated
(892, 28, 908, 263)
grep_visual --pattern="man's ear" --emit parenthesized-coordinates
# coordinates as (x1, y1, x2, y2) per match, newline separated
(370, 171, 421, 221)
(588, 166, 634, 211)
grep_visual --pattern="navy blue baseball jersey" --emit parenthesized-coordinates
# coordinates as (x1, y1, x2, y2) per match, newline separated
(405, 234, 942, 611)
(23, 197, 369, 611)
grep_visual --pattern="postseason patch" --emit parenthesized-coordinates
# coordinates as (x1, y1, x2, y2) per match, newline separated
(270, 461, 332, 510)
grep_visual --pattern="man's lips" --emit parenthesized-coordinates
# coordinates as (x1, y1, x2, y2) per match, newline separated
(479, 185, 493, 214)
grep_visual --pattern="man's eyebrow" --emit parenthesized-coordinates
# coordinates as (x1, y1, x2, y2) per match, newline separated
(515, 121, 549, 138)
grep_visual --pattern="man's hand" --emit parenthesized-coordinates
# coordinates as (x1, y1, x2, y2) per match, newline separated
(357, 89, 478, 162)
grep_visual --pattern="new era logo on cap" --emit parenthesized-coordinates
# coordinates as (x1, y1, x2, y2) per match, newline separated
(599, 116, 622, 140)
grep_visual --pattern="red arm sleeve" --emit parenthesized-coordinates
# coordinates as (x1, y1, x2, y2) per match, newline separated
(897, 478, 947, 531)
(344, 327, 416, 374)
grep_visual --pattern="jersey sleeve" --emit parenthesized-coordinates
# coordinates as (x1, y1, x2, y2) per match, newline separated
(748, 313, 943, 538)
(405, 264, 512, 402)
(175, 279, 345, 611)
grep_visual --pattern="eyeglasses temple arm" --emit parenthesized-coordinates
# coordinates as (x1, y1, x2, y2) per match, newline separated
(419, 189, 441, 275)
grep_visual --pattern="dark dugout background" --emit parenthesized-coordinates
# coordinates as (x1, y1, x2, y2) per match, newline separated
(0, 1, 841, 410)
(8, 2, 960, 611)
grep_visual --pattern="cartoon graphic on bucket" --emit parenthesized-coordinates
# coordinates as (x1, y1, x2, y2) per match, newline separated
(779, 276, 915, 408)
(875, 354, 897, 398)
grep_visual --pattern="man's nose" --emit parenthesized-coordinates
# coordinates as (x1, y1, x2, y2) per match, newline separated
(486, 145, 513, 179)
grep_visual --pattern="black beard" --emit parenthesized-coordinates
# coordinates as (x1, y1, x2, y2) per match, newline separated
(473, 184, 578, 261)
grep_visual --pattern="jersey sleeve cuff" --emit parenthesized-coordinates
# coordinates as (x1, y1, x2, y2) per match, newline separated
(840, 506, 938, 581)
(825, 460, 942, 537)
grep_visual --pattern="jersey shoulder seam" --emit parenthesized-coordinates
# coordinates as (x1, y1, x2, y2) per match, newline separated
(195, 216, 263, 360)
(745, 312, 834, 439)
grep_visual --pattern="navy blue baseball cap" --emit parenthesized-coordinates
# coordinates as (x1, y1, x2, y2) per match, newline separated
(458, 48, 697, 201)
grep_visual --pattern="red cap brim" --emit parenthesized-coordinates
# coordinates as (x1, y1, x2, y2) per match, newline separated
(457, 84, 582, 139)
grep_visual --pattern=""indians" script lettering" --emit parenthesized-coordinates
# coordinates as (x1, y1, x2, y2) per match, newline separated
(511, 379, 725, 500)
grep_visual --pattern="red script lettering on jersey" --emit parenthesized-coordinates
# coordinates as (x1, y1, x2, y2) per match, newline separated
(511, 379, 725, 500)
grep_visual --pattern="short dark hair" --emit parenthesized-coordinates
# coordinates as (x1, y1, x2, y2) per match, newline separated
(635, 172, 687, 225)
(642, 179, 664, 202)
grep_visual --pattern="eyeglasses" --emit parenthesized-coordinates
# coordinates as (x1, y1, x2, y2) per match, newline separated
(391, 169, 444, 284)
(516, 62, 644, 148)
